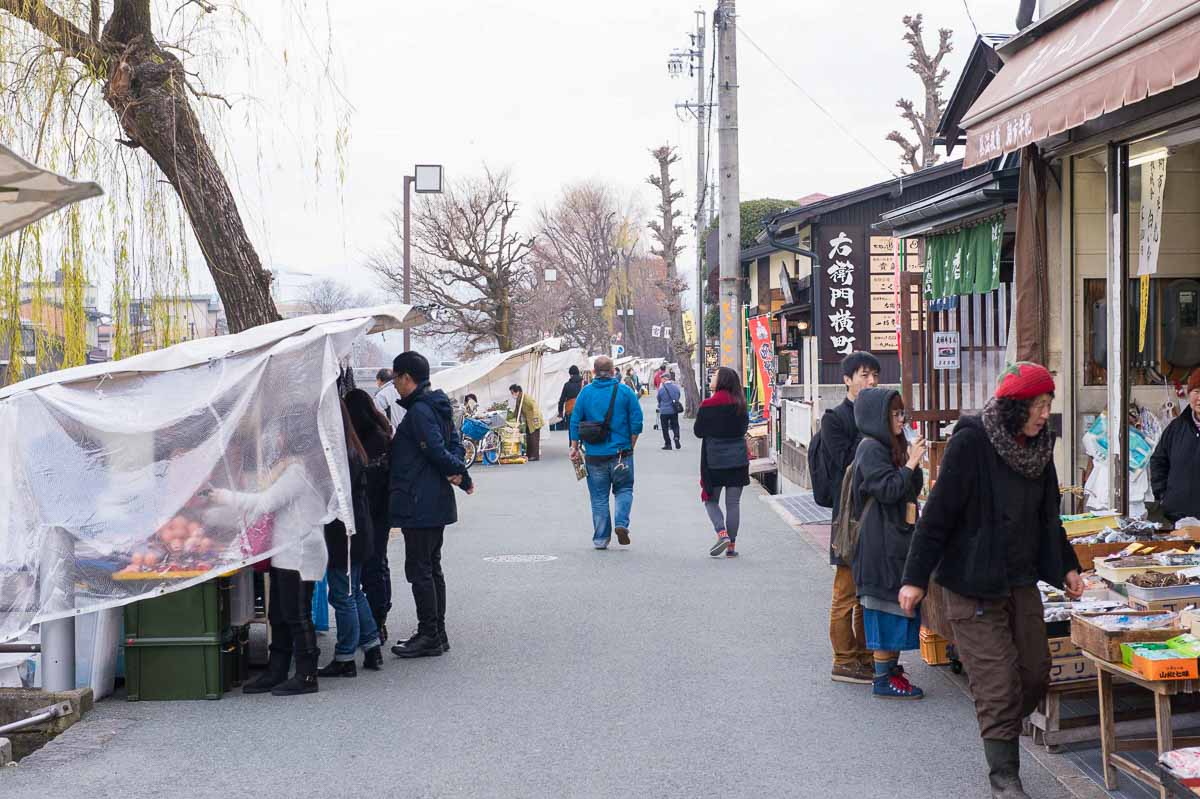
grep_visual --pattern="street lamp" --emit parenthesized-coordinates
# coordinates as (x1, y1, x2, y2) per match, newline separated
(403, 164, 444, 350)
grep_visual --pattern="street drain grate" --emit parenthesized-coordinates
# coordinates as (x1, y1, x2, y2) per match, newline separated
(482, 554, 558, 564)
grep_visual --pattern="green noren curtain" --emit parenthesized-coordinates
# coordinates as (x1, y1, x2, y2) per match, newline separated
(924, 216, 1003, 300)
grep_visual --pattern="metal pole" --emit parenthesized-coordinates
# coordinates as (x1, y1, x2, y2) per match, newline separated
(403, 174, 414, 352)
(40, 528, 75, 692)
(1105, 144, 1130, 514)
(694, 9, 708, 397)
(716, 0, 742, 377)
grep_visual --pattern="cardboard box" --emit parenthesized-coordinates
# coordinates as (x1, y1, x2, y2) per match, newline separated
(1071, 612, 1184, 661)
(1048, 636, 1098, 683)
(1130, 649, 1199, 681)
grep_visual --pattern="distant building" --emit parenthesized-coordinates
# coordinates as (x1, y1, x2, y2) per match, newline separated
(128, 294, 227, 350)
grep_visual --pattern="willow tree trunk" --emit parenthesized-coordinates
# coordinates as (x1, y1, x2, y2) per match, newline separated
(102, 28, 279, 333)
(0, 0, 281, 335)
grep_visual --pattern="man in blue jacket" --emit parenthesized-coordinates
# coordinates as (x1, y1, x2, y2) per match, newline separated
(388, 351, 473, 659)
(570, 356, 644, 549)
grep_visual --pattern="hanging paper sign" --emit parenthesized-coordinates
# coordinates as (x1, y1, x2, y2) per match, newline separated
(933, 331, 960, 370)
(651, 325, 662, 338)
(682, 311, 697, 347)
(1137, 154, 1168, 277)
(748, 314, 775, 407)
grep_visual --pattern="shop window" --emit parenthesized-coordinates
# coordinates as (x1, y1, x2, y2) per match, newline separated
(1083, 277, 1199, 386)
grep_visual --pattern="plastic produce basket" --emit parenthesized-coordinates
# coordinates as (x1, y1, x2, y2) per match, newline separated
(462, 417, 490, 440)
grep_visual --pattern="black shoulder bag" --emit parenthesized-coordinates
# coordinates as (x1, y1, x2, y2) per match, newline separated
(578, 385, 619, 445)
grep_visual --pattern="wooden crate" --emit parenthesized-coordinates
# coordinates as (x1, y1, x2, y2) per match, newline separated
(1071, 611, 1184, 662)
(919, 627, 950, 666)
(1129, 595, 1200, 614)
(1047, 636, 1098, 683)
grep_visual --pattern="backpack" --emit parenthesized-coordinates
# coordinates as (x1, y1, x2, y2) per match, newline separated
(830, 461, 874, 564)
(808, 415, 836, 507)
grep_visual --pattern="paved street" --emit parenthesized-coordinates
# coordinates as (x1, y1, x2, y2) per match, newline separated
(3, 399, 1074, 799)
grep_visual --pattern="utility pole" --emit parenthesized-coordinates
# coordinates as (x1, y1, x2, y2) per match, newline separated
(716, 0, 742, 376)
(670, 10, 713, 396)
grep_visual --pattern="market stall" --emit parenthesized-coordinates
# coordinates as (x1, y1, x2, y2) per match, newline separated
(0, 304, 424, 646)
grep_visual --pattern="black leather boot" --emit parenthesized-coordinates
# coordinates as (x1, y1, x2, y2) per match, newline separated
(363, 646, 383, 671)
(317, 659, 357, 678)
(243, 650, 290, 694)
(391, 630, 443, 658)
(439, 628, 450, 653)
(983, 739, 1030, 798)
(272, 651, 319, 695)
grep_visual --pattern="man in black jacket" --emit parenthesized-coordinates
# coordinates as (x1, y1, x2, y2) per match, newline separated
(388, 351, 474, 659)
(819, 351, 880, 685)
(1150, 368, 1200, 523)
(557, 365, 584, 431)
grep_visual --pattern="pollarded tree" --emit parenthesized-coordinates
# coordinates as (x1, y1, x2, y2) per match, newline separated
(886, 14, 953, 173)
(648, 145, 701, 416)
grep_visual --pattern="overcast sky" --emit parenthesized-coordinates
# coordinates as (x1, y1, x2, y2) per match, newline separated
(221, 0, 1025, 299)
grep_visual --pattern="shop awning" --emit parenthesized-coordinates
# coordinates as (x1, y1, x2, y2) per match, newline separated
(961, 0, 1200, 168)
(0, 143, 102, 238)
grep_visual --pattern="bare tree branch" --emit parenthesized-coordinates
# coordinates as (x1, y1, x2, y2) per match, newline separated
(887, 14, 953, 172)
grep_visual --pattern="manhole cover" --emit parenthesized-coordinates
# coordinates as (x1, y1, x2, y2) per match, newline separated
(482, 554, 558, 564)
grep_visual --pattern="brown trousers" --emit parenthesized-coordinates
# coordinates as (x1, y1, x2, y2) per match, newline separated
(829, 565, 871, 667)
(945, 584, 1049, 741)
(526, 428, 541, 461)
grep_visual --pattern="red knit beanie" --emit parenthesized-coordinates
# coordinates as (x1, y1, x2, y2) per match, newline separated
(1188, 368, 1200, 394)
(995, 362, 1056, 401)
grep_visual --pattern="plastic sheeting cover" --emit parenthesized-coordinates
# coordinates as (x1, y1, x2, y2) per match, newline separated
(0, 306, 419, 643)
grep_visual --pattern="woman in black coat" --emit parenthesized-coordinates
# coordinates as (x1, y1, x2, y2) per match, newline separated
(344, 388, 394, 643)
(319, 399, 384, 677)
(899, 362, 1082, 798)
(694, 367, 750, 557)
(849, 387, 925, 700)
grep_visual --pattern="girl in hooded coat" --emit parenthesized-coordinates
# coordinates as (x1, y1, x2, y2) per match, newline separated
(850, 387, 926, 700)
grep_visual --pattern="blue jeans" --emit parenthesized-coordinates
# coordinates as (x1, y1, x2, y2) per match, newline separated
(326, 563, 380, 661)
(585, 454, 635, 546)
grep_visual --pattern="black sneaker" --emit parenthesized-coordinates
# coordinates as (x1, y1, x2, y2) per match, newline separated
(271, 673, 318, 696)
(661, 445, 672, 450)
(317, 659, 357, 678)
(362, 646, 383, 671)
(391, 631, 444, 658)
(439, 630, 451, 653)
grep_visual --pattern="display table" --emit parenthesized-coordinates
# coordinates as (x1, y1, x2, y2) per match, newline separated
(1085, 652, 1200, 797)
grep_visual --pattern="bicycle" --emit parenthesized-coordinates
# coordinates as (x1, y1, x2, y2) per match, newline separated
(461, 411, 506, 466)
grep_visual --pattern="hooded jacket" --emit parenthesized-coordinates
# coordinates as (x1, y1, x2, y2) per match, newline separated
(1149, 407, 1200, 522)
(849, 388, 922, 605)
(901, 414, 1080, 600)
(389, 383, 472, 529)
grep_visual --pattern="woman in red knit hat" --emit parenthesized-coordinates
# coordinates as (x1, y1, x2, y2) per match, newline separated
(1150, 367, 1200, 524)
(897, 362, 1083, 799)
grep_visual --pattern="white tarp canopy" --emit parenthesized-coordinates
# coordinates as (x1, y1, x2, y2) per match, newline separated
(0, 143, 103, 239)
(431, 337, 575, 418)
(0, 304, 423, 642)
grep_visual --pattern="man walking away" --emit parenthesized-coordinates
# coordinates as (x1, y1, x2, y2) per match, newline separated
(557, 365, 584, 431)
(656, 371, 683, 450)
(570, 355, 643, 549)
(388, 352, 474, 659)
(374, 368, 403, 426)
(818, 351, 880, 685)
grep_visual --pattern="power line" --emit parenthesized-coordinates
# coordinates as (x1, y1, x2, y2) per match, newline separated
(737, 26, 898, 179)
(961, 0, 981, 37)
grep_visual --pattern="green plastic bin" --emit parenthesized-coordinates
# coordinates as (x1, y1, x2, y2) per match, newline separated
(123, 636, 227, 701)
(123, 577, 232, 640)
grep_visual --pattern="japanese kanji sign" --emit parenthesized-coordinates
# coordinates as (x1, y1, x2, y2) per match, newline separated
(818, 226, 864, 362)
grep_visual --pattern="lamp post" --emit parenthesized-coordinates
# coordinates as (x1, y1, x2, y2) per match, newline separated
(403, 164, 445, 351)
